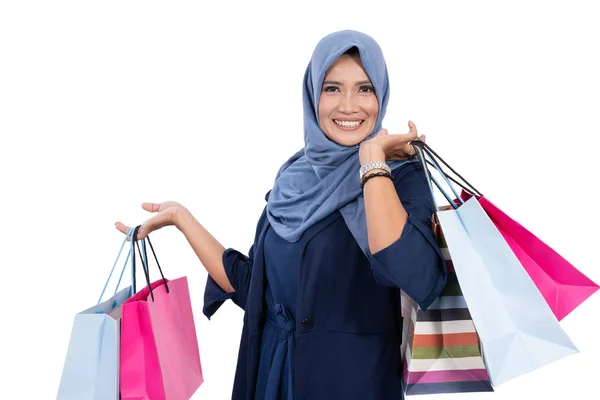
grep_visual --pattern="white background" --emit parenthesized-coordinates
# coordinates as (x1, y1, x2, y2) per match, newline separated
(1, 1, 599, 399)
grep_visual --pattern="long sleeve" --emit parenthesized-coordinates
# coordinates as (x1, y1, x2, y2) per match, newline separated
(203, 204, 269, 319)
(202, 246, 255, 319)
(367, 161, 447, 310)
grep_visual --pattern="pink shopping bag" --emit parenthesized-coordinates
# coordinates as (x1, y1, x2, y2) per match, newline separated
(460, 190, 599, 321)
(415, 139, 598, 321)
(120, 227, 203, 400)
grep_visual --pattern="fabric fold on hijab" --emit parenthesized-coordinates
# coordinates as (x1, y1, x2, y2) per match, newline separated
(266, 30, 416, 255)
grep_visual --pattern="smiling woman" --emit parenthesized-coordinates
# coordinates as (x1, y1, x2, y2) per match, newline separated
(318, 47, 380, 147)
(116, 29, 447, 399)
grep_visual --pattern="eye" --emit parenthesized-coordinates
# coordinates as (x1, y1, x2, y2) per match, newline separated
(359, 85, 375, 93)
(323, 85, 340, 92)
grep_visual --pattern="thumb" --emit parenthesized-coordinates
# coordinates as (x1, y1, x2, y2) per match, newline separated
(142, 202, 161, 213)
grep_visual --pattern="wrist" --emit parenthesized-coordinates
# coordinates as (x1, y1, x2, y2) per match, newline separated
(361, 170, 393, 190)
(359, 142, 386, 165)
(173, 207, 193, 232)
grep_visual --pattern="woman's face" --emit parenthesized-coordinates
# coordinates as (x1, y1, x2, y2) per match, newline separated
(318, 55, 379, 147)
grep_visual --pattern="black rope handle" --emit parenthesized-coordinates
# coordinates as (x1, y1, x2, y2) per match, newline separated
(425, 159, 476, 197)
(422, 145, 467, 205)
(143, 235, 170, 295)
(129, 225, 143, 293)
(132, 225, 153, 301)
(412, 142, 440, 214)
(131, 225, 170, 302)
(413, 140, 483, 197)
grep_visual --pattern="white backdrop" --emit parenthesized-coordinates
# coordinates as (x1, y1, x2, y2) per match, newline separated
(1, 1, 599, 399)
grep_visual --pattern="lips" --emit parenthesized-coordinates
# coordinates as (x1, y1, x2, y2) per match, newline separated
(333, 119, 363, 128)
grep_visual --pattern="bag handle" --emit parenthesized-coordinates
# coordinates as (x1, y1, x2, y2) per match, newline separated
(413, 143, 468, 212)
(131, 225, 170, 302)
(414, 140, 483, 197)
(414, 144, 441, 212)
(422, 144, 466, 206)
(425, 159, 478, 197)
(97, 227, 135, 305)
(128, 226, 155, 294)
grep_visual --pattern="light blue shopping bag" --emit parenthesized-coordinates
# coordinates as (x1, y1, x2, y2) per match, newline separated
(413, 143, 578, 387)
(57, 229, 136, 400)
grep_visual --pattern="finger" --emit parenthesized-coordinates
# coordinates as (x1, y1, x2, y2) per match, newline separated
(401, 139, 417, 156)
(375, 128, 389, 137)
(408, 120, 417, 134)
(115, 221, 130, 233)
(407, 121, 419, 141)
(390, 152, 412, 161)
(136, 224, 149, 240)
(407, 134, 425, 155)
(115, 222, 133, 241)
(142, 202, 161, 213)
(135, 212, 172, 240)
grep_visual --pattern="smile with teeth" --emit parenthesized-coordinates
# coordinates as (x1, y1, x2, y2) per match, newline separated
(334, 119, 364, 129)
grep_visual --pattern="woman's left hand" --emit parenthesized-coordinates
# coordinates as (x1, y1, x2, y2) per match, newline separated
(359, 120, 425, 165)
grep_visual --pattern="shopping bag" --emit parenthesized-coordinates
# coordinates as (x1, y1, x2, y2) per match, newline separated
(459, 190, 599, 321)
(413, 143, 578, 386)
(57, 229, 135, 400)
(401, 223, 493, 395)
(120, 226, 203, 400)
(419, 141, 599, 321)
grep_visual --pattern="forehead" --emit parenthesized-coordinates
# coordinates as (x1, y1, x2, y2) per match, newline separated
(324, 55, 370, 81)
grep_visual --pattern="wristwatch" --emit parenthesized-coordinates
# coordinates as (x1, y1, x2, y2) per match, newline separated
(359, 161, 391, 180)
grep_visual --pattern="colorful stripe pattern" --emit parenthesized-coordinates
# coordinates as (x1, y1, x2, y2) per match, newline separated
(400, 223, 493, 395)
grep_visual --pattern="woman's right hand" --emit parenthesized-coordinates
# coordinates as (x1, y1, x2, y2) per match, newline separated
(115, 201, 187, 240)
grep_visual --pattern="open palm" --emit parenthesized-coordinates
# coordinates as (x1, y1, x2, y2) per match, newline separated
(115, 201, 186, 240)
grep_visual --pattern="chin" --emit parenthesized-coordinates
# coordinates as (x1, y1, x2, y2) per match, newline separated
(333, 136, 363, 147)
(324, 125, 372, 147)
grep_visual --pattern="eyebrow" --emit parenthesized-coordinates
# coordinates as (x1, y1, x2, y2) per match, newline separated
(323, 80, 373, 86)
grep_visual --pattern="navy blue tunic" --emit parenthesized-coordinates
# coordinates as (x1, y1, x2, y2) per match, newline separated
(254, 226, 299, 399)
(204, 161, 448, 399)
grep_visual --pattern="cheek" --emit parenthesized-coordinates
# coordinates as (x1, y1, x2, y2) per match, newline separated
(318, 96, 333, 120)
(362, 97, 379, 117)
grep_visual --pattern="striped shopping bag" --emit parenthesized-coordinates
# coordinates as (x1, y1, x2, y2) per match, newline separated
(400, 219, 493, 395)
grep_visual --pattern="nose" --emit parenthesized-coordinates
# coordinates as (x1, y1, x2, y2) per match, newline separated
(338, 92, 359, 114)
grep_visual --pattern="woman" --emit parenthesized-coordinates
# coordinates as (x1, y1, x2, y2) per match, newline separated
(116, 30, 447, 399)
